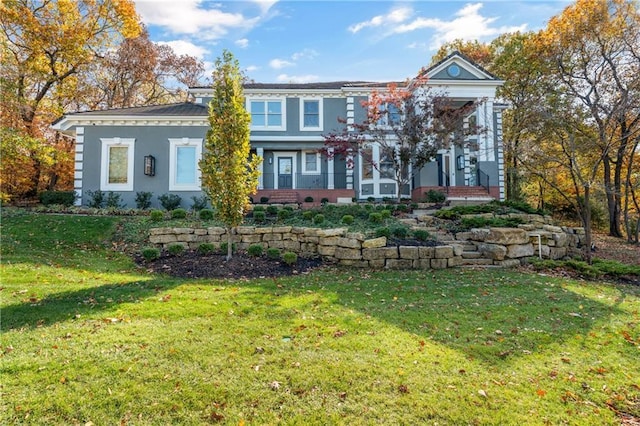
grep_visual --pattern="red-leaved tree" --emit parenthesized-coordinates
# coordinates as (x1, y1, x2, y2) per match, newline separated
(322, 77, 480, 201)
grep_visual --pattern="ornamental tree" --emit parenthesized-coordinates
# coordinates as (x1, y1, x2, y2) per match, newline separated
(322, 77, 479, 202)
(199, 50, 261, 260)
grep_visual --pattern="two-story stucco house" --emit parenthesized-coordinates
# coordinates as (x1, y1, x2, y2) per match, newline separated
(53, 52, 506, 208)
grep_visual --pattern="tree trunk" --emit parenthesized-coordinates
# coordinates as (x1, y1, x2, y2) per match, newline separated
(226, 227, 233, 261)
(582, 185, 592, 265)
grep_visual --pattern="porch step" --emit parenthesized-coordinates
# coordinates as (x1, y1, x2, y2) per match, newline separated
(460, 258, 494, 266)
(266, 191, 299, 204)
(461, 251, 482, 259)
(446, 186, 491, 196)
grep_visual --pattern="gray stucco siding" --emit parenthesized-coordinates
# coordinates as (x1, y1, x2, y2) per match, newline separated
(81, 124, 208, 209)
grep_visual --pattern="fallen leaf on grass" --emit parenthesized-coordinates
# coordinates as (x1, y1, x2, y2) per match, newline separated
(478, 389, 488, 398)
(537, 389, 547, 397)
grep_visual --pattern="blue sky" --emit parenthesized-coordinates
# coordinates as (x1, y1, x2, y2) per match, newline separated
(134, 0, 569, 84)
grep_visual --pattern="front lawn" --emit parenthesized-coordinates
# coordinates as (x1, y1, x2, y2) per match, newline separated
(1, 212, 639, 424)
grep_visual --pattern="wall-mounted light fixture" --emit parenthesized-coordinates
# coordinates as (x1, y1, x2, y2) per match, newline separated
(144, 155, 156, 176)
(268, 156, 273, 165)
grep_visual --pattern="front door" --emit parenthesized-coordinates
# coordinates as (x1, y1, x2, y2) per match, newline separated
(278, 157, 293, 189)
(437, 154, 451, 187)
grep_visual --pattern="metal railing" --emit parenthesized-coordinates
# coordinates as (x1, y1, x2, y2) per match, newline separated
(477, 169, 490, 193)
(261, 173, 348, 190)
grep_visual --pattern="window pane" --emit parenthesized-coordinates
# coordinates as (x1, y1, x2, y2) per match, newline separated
(251, 101, 265, 114)
(303, 100, 319, 127)
(304, 100, 318, 114)
(362, 147, 373, 179)
(305, 152, 317, 172)
(176, 146, 196, 184)
(388, 103, 401, 125)
(380, 153, 395, 179)
(267, 102, 281, 114)
(108, 146, 128, 184)
(267, 114, 281, 127)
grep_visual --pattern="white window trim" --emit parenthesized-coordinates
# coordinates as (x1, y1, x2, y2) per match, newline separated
(299, 98, 323, 131)
(301, 151, 321, 175)
(247, 98, 286, 131)
(273, 151, 297, 189)
(169, 138, 203, 191)
(100, 137, 135, 191)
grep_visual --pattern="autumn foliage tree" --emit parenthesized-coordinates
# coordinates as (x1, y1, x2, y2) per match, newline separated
(323, 78, 477, 202)
(199, 50, 261, 260)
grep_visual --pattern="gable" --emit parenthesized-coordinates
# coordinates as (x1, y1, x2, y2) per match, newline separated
(424, 51, 497, 81)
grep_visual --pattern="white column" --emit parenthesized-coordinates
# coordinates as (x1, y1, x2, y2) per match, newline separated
(346, 153, 354, 190)
(256, 147, 264, 190)
(485, 99, 495, 162)
(74, 127, 84, 206)
(327, 148, 335, 190)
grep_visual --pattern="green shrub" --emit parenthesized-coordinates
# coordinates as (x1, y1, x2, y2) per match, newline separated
(266, 247, 281, 259)
(220, 241, 236, 254)
(321, 197, 329, 205)
(302, 210, 314, 220)
(391, 225, 409, 238)
(159, 193, 182, 210)
(369, 212, 383, 224)
(253, 205, 265, 212)
(425, 190, 446, 203)
(277, 209, 290, 220)
(434, 209, 460, 220)
(413, 229, 430, 241)
(367, 196, 376, 203)
(191, 195, 209, 211)
(380, 209, 392, 219)
(364, 204, 373, 211)
(323, 204, 336, 213)
(260, 196, 269, 203)
(135, 192, 153, 210)
(304, 196, 314, 202)
(87, 190, 105, 208)
(106, 192, 124, 208)
(375, 227, 391, 238)
(341, 214, 354, 225)
(167, 243, 185, 256)
(282, 251, 298, 265)
(410, 203, 418, 209)
(171, 208, 187, 219)
(395, 204, 408, 213)
(198, 208, 214, 220)
(248, 244, 264, 257)
(313, 214, 325, 225)
(283, 205, 294, 212)
(150, 209, 164, 222)
(39, 190, 76, 207)
(266, 205, 278, 215)
(253, 211, 266, 223)
(197, 243, 215, 254)
(141, 247, 160, 262)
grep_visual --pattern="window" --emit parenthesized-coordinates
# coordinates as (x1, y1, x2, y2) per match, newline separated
(169, 138, 202, 191)
(249, 99, 285, 130)
(302, 151, 320, 174)
(361, 146, 373, 180)
(300, 98, 323, 130)
(377, 102, 401, 127)
(100, 138, 135, 191)
(379, 152, 395, 179)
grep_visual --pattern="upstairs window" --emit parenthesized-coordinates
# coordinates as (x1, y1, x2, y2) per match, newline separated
(377, 102, 401, 127)
(249, 99, 285, 130)
(300, 98, 323, 130)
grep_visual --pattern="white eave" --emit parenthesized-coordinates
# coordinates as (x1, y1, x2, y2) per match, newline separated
(52, 115, 209, 134)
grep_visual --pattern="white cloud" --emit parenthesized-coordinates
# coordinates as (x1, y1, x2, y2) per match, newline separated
(253, 0, 278, 14)
(245, 65, 259, 72)
(235, 38, 249, 48)
(393, 3, 527, 49)
(157, 40, 209, 59)
(291, 48, 318, 61)
(134, 0, 259, 37)
(269, 59, 294, 69)
(276, 74, 319, 84)
(348, 7, 412, 33)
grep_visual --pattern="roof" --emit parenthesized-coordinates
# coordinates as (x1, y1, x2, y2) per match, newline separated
(420, 50, 500, 80)
(65, 102, 208, 117)
(189, 81, 407, 91)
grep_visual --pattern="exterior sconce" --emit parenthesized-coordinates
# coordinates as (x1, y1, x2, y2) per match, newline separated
(268, 156, 273, 165)
(456, 155, 465, 170)
(144, 155, 155, 176)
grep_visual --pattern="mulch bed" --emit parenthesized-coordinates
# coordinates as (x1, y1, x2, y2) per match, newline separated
(136, 251, 325, 279)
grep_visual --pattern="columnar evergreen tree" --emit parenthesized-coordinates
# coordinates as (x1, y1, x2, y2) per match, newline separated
(200, 50, 261, 260)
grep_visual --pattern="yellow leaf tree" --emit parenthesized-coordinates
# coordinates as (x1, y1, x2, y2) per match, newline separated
(199, 50, 261, 260)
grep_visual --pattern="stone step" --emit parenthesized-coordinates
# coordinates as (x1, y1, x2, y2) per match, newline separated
(460, 258, 494, 266)
(461, 251, 482, 259)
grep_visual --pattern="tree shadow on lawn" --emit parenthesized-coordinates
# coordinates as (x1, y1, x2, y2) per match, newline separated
(2, 266, 636, 366)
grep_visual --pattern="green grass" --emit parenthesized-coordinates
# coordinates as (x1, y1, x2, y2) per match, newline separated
(2, 211, 639, 425)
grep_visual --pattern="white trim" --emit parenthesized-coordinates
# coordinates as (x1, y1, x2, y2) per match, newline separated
(52, 116, 208, 133)
(273, 151, 297, 189)
(299, 98, 324, 131)
(256, 147, 264, 190)
(426, 54, 496, 80)
(247, 97, 286, 131)
(100, 137, 135, 191)
(301, 151, 321, 175)
(168, 137, 203, 191)
(251, 135, 324, 142)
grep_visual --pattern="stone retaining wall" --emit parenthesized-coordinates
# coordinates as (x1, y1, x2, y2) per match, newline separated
(148, 221, 586, 269)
